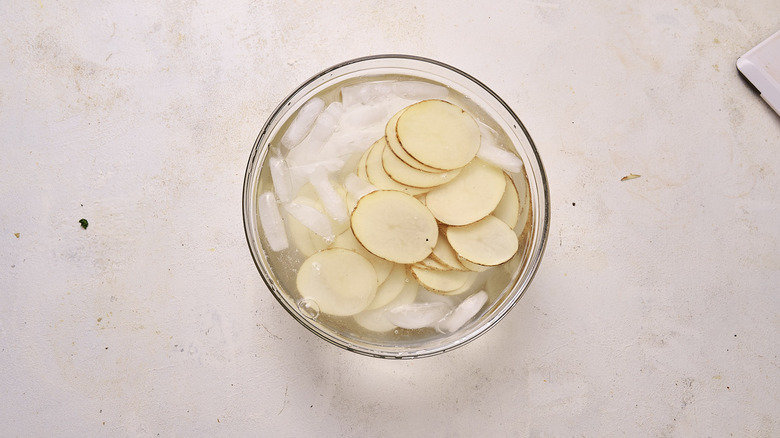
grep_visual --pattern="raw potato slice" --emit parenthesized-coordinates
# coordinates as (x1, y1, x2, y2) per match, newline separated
(410, 266, 474, 294)
(396, 99, 480, 171)
(381, 143, 462, 188)
(364, 138, 429, 196)
(458, 256, 490, 272)
(516, 172, 532, 232)
(425, 159, 506, 226)
(439, 271, 479, 296)
(429, 231, 468, 271)
(492, 173, 521, 229)
(286, 208, 330, 257)
(296, 248, 378, 316)
(356, 145, 371, 182)
(332, 229, 393, 284)
(351, 190, 438, 264)
(385, 109, 443, 173)
(366, 263, 408, 310)
(447, 215, 519, 266)
(413, 256, 451, 272)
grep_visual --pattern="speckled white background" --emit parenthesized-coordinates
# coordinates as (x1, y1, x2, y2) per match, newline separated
(1, 1, 779, 436)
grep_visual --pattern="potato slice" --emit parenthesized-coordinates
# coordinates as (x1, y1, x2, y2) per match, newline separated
(413, 256, 452, 272)
(365, 138, 430, 196)
(332, 229, 393, 284)
(296, 248, 378, 316)
(516, 172, 532, 232)
(351, 190, 438, 264)
(446, 215, 519, 266)
(410, 266, 475, 294)
(425, 158, 506, 226)
(385, 109, 443, 173)
(396, 99, 480, 171)
(356, 145, 371, 182)
(492, 173, 521, 229)
(429, 230, 468, 271)
(286, 207, 330, 257)
(439, 271, 479, 296)
(366, 263, 408, 310)
(381, 143, 461, 188)
(458, 256, 490, 272)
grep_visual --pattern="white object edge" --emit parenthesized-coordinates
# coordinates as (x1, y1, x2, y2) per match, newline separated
(737, 29, 780, 115)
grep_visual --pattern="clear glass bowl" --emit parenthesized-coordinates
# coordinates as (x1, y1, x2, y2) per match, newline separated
(243, 55, 549, 359)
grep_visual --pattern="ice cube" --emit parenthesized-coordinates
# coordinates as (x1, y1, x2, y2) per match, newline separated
(353, 279, 418, 332)
(257, 192, 288, 252)
(340, 81, 394, 106)
(476, 121, 524, 173)
(287, 158, 346, 195)
(340, 104, 387, 129)
(478, 120, 499, 139)
(309, 102, 344, 144)
(309, 166, 348, 223)
(331, 129, 384, 156)
(435, 290, 489, 334)
(269, 155, 293, 203)
(281, 98, 325, 149)
(286, 135, 324, 167)
(386, 302, 452, 330)
(284, 201, 334, 240)
(344, 173, 377, 201)
(477, 142, 524, 173)
(393, 80, 448, 100)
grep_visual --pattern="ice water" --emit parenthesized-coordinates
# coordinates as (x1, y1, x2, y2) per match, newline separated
(254, 74, 534, 346)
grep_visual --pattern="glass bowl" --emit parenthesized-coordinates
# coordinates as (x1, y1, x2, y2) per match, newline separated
(243, 55, 549, 359)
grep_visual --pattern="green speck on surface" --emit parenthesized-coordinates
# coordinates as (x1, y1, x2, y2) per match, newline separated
(79, 218, 89, 229)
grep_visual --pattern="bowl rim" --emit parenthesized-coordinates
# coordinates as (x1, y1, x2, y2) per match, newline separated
(242, 54, 550, 359)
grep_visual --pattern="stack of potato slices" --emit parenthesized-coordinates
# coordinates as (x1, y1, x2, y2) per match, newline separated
(295, 99, 523, 318)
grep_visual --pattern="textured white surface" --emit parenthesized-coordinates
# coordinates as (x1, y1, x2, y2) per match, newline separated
(1, 1, 779, 436)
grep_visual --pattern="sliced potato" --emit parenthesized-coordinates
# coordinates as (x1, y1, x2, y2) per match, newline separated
(492, 173, 521, 229)
(366, 263, 408, 310)
(365, 138, 429, 196)
(286, 208, 330, 257)
(458, 256, 490, 272)
(351, 190, 438, 264)
(516, 172, 532, 233)
(413, 256, 452, 272)
(385, 109, 443, 173)
(446, 215, 519, 266)
(296, 248, 378, 316)
(356, 145, 371, 182)
(425, 158, 506, 226)
(439, 271, 479, 296)
(429, 231, 468, 271)
(396, 99, 480, 171)
(332, 229, 393, 284)
(410, 265, 475, 294)
(381, 143, 462, 188)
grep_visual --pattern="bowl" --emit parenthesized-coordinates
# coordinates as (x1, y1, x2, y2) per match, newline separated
(243, 55, 549, 359)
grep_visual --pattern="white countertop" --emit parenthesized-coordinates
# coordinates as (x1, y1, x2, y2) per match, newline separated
(2, 1, 779, 436)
